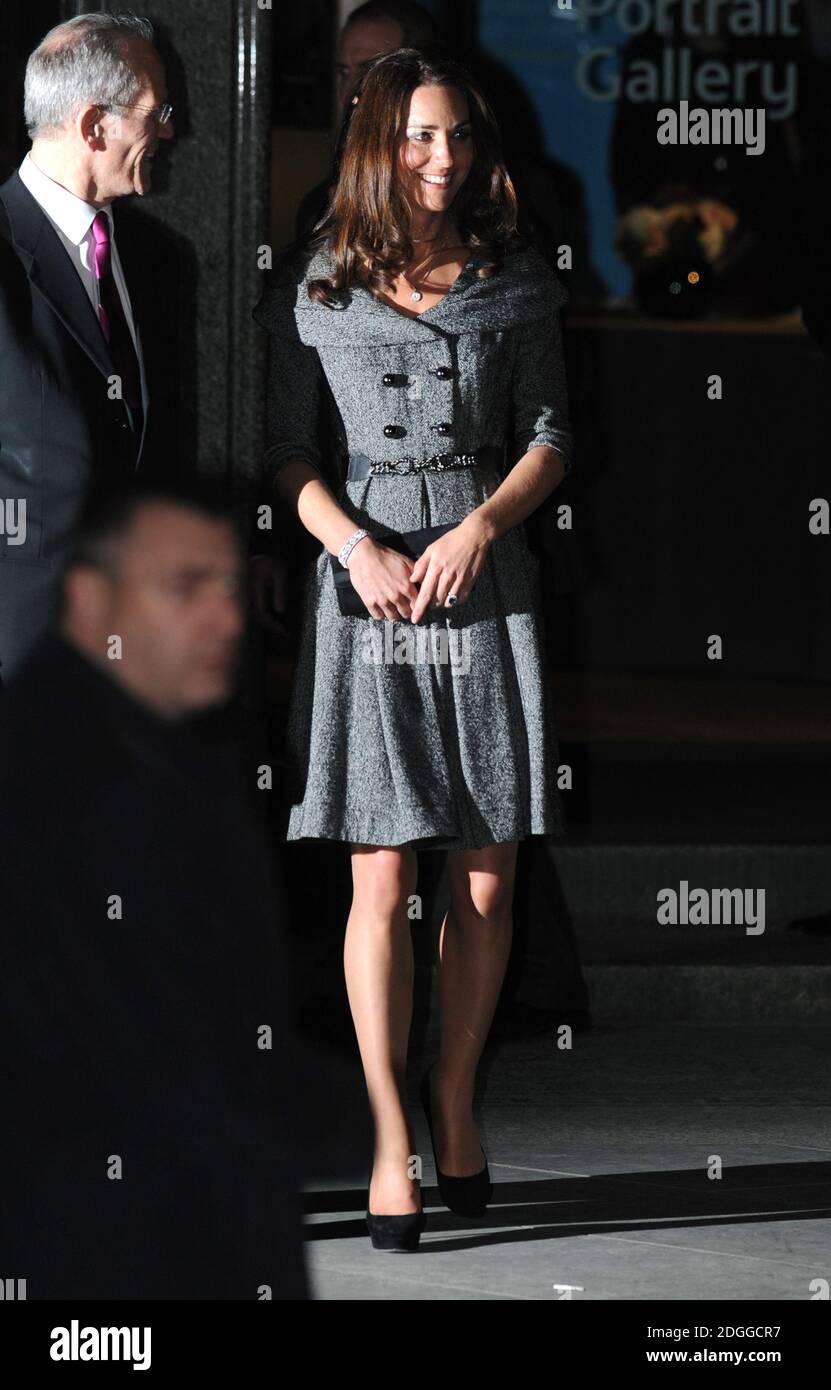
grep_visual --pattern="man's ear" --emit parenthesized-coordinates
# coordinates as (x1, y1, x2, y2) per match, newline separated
(62, 565, 111, 635)
(78, 102, 109, 150)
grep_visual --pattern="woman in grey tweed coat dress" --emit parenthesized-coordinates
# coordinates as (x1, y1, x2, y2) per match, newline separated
(253, 50, 573, 1247)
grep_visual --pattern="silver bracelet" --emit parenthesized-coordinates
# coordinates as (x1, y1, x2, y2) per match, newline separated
(337, 528, 369, 567)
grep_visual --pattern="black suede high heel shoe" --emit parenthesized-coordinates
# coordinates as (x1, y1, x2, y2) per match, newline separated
(420, 1063, 493, 1217)
(365, 1205, 426, 1252)
(365, 1164, 426, 1252)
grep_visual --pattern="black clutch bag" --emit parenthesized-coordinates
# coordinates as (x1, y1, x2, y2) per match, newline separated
(330, 520, 460, 617)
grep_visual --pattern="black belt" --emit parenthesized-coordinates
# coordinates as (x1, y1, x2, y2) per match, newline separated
(346, 444, 504, 481)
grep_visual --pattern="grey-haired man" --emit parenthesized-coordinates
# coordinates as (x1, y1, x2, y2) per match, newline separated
(0, 13, 177, 684)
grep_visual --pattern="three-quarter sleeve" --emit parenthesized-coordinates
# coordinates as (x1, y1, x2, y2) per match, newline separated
(510, 293, 575, 477)
(253, 281, 326, 485)
(262, 331, 326, 481)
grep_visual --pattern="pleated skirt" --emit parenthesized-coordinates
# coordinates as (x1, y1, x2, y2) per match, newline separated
(280, 454, 567, 850)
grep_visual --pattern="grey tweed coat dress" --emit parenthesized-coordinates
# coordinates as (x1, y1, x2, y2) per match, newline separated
(253, 242, 574, 851)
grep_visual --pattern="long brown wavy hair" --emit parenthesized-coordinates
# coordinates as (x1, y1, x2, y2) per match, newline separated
(307, 49, 521, 307)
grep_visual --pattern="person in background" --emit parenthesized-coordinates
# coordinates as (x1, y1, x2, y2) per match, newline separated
(250, 3, 441, 631)
(0, 13, 179, 686)
(786, 13, 831, 936)
(248, 4, 442, 789)
(250, 0, 440, 691)
(295, 1, 440, 243)
(609, 14, 802, 316)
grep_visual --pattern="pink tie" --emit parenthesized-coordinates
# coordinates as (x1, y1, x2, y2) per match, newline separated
(91, 210, 120, 342)
(90, 211, 142, 423)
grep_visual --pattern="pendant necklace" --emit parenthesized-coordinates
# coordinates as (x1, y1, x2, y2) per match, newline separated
(401, 231, 449, 303)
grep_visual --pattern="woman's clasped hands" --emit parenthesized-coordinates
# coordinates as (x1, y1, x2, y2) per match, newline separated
(346, 511, 494, 622)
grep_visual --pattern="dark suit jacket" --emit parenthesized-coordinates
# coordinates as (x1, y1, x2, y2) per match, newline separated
(0, 172, 181, 683)
(0, 631, 370, 1298)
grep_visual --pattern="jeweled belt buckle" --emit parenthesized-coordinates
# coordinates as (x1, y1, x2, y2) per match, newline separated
(368, 452, 480, 477)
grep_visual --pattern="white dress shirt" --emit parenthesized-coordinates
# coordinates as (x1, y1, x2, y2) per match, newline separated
(18, 152, 147, 409)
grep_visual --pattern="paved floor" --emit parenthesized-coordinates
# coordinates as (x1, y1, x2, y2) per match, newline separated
(301, 1023, 831, 1300)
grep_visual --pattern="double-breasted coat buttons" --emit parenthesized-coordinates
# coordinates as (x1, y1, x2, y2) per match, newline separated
(380, 364, 453, 443)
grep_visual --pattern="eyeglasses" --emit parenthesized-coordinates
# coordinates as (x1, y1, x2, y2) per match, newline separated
(103, 102, 173, 125)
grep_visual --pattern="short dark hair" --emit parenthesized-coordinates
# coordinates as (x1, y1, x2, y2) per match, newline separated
(344, 1, 439, 52)
(65, 475, 239, 576)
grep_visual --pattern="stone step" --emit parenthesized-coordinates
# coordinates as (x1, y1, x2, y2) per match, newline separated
(550, 843, 831, 961)
(583, 964, 831, 1022)
(550, 842, 831, 1021)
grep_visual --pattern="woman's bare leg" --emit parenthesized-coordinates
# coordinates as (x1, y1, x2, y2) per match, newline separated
(345, 844, 421, 1215)
(432, 841, 518, 1174)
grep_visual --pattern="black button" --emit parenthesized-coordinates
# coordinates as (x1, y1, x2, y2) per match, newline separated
(432, 366, 453, 380)
(433, 422, 453, 436)
(383, 424, 405, 438)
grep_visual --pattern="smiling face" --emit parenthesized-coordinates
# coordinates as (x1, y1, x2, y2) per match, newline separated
(96, 38, 173, 199)
(396, 83, 475, 222)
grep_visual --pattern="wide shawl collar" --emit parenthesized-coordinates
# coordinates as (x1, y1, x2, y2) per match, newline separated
(253, 245, 568, 348)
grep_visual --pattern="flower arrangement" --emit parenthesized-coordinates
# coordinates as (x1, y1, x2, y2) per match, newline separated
(613, 185, 742, 316)
(615, 191, 739, 273)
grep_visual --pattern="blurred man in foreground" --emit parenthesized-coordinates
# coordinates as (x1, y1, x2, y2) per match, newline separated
(0, 477, 368, 1299)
